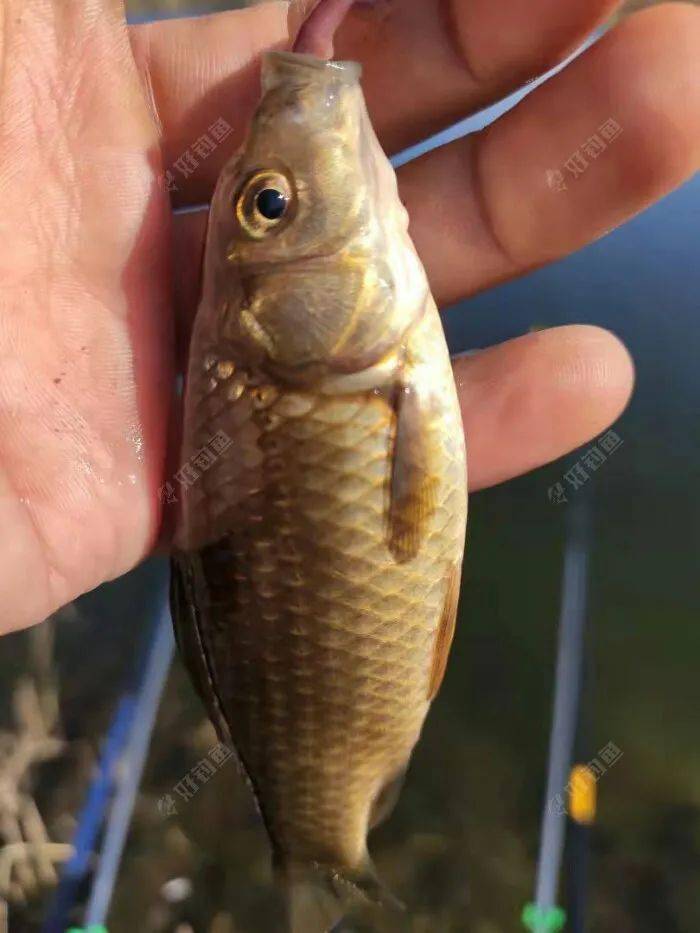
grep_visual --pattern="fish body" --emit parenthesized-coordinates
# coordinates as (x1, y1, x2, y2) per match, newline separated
(171, 52, 467, 930)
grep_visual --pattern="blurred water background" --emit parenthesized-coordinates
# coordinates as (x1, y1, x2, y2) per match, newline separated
(1, 2, 698, 931)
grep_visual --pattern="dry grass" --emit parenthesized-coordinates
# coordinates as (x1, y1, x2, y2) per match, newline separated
(0, 629, 71, 912)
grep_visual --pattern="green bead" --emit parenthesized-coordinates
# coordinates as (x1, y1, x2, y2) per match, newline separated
(65, 926, 108, 933)
(521, 902, 566, 932)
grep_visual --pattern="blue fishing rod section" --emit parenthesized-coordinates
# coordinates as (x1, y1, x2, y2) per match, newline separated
(44, 573, 175, 933)
(522, 491, 593, 933)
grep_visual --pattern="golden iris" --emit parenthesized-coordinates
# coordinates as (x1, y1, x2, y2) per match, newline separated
(235, 171, 293, 239)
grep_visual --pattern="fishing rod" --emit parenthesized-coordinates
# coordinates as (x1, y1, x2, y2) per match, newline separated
(82, 603, 174, 930)
(522, 491, 593, 933)
(45, 588, 175, 933)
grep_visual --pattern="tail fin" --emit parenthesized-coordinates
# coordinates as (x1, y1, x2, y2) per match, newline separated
(277, 856, 402, 933)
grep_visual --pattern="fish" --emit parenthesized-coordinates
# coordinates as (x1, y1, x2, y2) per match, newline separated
(171, 50, 467, 933)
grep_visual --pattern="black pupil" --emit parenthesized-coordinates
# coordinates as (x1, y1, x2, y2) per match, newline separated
(256, 188, 287, 220)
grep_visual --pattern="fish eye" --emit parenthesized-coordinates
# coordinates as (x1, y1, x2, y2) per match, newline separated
(256, 188, 287, 220)
(235, 171, 294, 239)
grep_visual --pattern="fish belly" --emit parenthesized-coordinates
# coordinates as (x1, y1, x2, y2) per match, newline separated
(176, 316, 465, 872)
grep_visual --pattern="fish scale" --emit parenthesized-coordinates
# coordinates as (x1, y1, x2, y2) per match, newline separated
(178, 337, 461, 861)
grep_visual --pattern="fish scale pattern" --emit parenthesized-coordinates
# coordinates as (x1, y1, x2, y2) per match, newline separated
(175, 308, 466, 872)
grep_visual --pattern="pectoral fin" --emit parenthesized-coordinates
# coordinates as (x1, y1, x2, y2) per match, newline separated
(388, 382, 439, 563)
(427, 562, 462, 701)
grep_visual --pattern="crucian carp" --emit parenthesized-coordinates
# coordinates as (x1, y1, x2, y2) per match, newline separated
(171, 49, 467, 932)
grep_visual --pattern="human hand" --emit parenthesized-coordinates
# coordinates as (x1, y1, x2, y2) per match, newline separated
(1, 0, 698, 631)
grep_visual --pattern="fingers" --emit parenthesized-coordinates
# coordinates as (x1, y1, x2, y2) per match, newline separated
(335, 0, 621, 152)
(456, 326, 634, 491)
(130, 0, 621, 205)
(286, 0, 325, 37)
(171, 5, 700, 312)
(401, 3, 700, 306)
(130, 5, 289, 206)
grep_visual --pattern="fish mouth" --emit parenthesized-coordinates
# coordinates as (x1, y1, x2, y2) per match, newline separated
(264, 50, 362, 88)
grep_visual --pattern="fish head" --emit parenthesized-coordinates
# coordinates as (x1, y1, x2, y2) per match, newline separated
(200, 52, 428, 381)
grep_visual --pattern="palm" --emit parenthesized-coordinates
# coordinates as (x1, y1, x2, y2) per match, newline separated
(1, 0, 698, 632)
(0, 3, 172, 629)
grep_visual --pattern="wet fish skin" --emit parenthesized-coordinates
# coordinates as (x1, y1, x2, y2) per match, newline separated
(171, 51, 467, 928)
